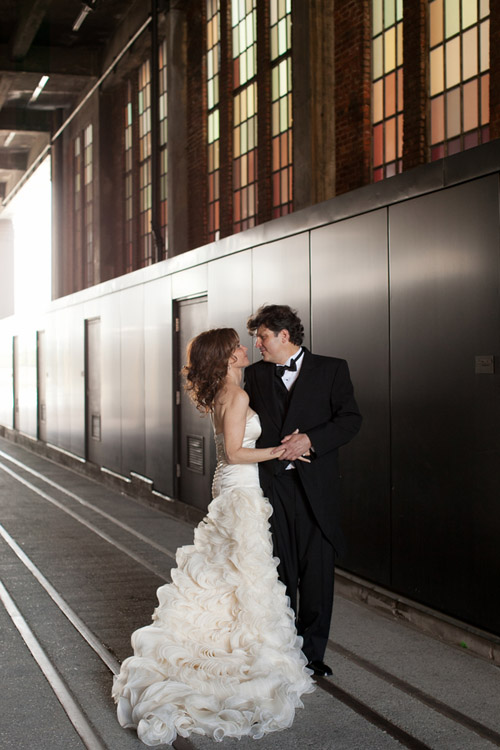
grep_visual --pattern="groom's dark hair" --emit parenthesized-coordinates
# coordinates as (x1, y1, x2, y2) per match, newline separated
(247, 304, 304, 345)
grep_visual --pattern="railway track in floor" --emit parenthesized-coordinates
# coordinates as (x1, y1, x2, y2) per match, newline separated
(1, 443, 499, 750)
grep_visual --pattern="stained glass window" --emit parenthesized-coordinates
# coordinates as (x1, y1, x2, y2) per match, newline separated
(232, 0, 258, 233)
(159, 40, 168, 255)
(124, 82, 134, 273)
(138, 60, 153, 266)
(372, 0, 403, 182)
(207, 0, 220, 241)
(270, 0, 292, 217)
(84, 124, 94, 286)
(429, 0, 490, 159)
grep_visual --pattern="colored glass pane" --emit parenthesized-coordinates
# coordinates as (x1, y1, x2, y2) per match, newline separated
(373, 0, 383, 35)
(462, 27, 478, 80)
(445, 0, 459, 38)
(384, 27, 396, 73)
(463, 79, 478, 131)
(445, 37, 460, 88)
(430, 46, 444, 96)
(431, 94, 445, 143)
(430, 0, 443, 47)
(446, 88, 460, 137)
(384, 0, 395, 28)
(480, 20, 489, 72)
(461, 0, 477, 29)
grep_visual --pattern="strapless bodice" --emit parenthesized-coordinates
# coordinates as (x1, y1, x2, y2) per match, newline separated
(212, 412, 261, 497)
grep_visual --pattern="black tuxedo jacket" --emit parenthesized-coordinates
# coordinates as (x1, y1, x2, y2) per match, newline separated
(244, 348, 362, 551)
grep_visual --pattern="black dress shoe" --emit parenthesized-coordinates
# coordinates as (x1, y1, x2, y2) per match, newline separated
(306, 660, 333, 676)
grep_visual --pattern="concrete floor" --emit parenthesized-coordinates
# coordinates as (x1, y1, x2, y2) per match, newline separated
(0, 435, 499, 750)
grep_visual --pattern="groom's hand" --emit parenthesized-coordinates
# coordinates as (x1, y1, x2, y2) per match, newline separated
(271, 431, 312, 462)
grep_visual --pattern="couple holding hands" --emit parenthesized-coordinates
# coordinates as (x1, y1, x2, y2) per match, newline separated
(113, 304, 362, 746)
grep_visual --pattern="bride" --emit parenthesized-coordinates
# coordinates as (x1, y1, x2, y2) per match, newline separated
(112, 328, 314, 746)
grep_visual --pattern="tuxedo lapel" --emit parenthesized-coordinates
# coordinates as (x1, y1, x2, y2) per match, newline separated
(282, 348, 316, 435)
(254, 361, 283, 431)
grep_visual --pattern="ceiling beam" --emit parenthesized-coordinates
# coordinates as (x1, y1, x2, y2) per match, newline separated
(0, 108, 53, 132)
(9, 0, 53, 61)
(0, 151, 29, 170)
(0, 44, 101, 77)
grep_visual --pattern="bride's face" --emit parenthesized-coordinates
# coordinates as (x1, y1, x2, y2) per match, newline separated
(230, 342, 250, 369)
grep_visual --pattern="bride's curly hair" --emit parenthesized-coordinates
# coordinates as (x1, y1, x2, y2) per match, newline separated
(183, 327, 240, 413)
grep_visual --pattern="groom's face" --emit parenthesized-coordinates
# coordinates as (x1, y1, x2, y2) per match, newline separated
(255, 326, 288, 364)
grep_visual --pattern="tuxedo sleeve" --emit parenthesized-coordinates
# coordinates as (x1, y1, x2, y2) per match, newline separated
(306, 359, 362, 457)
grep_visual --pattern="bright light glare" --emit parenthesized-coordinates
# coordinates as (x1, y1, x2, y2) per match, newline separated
(5, 157, 52, 317)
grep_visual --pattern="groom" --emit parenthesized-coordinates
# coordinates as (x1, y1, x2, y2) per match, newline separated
(244, 304, 362, 676)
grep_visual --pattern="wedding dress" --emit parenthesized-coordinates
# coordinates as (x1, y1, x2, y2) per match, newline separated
(112, 411, 314, 746)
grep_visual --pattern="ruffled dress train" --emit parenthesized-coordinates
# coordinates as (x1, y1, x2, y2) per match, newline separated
(112, 413, 314, 746)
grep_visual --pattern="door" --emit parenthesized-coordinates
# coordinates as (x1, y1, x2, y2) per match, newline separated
(37, 330, 47, 441)
(176, 296, 213, 511)
(85, 317, 102, 465)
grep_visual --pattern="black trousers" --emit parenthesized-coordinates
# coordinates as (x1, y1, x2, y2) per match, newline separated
(267, 470, 335, 663)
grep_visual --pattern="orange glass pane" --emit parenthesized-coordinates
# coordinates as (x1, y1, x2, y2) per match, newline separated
(431, 95, 445, 144)
(446, 88, 461, 138)
(280, 132, 289, 168)
(272, 138, 280, 171)
(397, 68, 403, 111)
(481, 73, 489, 125)
(373, 79, 383, 122)
(430, 46, 444, 96)
(281, 168, 289, 203)
(463, 79, 478, 131)
(385, 71, 396, 117)
(430, 0, 443, 48)
(373, 123, 383, 166)
(385, 117, 396, 162)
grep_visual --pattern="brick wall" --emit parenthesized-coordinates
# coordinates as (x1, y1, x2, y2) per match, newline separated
(402, 0, 428, 170)
(334, 0, 371, 195)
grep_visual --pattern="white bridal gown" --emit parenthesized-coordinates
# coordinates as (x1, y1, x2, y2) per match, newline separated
(112, 411, 314, 746)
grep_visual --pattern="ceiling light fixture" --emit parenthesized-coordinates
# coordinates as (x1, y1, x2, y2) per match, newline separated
(4, 132, 15, 147)
(29, 75, 49, 103)
(72, 1, 98, 32)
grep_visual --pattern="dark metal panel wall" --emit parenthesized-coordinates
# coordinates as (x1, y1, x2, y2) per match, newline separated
(311, 210, 391, 582)
(251, 233, 311, 362)
(390, 176, 500, 633)
(144, 276, 174, 496)
(207, 250, 252, 345)
(119, 285, 146, 477)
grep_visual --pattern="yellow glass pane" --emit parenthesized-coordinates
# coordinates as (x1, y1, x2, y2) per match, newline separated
(272, 66, 279, 101)
(430, 0, 443, 47)
(272, 101, 280, 136)
(461, 0, 477, 29)
(446, 87, 461, 137)
(270, 0, 278, 26)
(373, 79, 383, 122)
(445, 37, 460, 88)
(246, 13, 254, 47)
(373, 35, 383, 79)
(430, 46, 444, 95)
(239, 19, 246, 52)
(384, 0, 395, 28)
(279, 59, 288, 96)
(234, 94, 241, 125)
(480, 0, 489, 18)
(249, 115, 257, 149)
(445, 0, 460, 38)
(397, 21, 403, 67)
(280, 96, 288, 132)
(232, 25, 239, 56)
(247, 84, 255, 117)
(462, 27, 478, 80)
(373, 0, 383, 36)
(271, 25, 278, 59)
(396, 0, 402, 21)
(241, 89, 247, 121)
(480, 20, 489, 72)
(278, 18, 287, 55)
(384, 27, 396, 73)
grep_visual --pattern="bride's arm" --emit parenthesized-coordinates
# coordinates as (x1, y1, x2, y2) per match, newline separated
(220, 387, 285, 465)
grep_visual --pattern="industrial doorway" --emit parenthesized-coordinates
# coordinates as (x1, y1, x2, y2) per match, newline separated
(37, 330, 47, 442)
(175, 296, 213, 512)
(84, 317, 101, 465)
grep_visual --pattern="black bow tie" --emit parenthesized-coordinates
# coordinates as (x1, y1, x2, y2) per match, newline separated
(275, 349, 304, 378)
